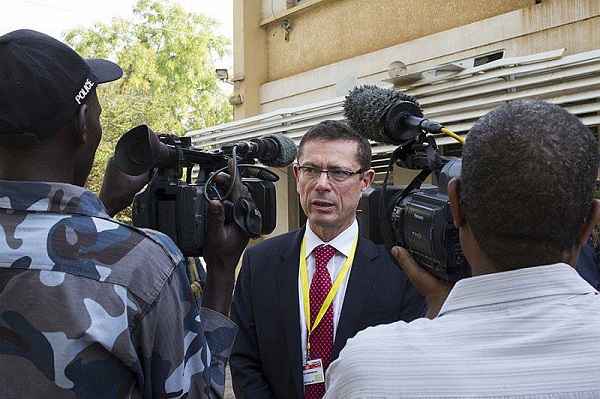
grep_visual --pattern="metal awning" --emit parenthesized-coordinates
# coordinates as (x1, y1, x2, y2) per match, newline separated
(187, 47, 600, 179)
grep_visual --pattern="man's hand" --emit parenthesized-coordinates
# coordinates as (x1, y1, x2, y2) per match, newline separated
(392, 246, 453, 319)
(201, 160, 252, 315)
(99, 156, 150, 217)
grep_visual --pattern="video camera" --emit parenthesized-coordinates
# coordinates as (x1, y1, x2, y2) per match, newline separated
(345, 85, 470, 281)
(114, 125, 297, 256)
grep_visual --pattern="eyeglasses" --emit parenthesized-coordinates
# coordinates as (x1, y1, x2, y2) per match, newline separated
(297, 165, 363, 183)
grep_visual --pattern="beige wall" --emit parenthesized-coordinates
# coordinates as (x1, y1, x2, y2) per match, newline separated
(264, 0, 533, 81)
(233, 0, 535, 120)
(229, 0, 600, 231)
(257, 0, 600, 113)
(233, 0, 267, 119)
(233, 0, 596, 119)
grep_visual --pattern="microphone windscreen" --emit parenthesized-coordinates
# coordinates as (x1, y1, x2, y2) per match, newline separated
(343, 85, 420, 144)
(262, 134, 298, 167)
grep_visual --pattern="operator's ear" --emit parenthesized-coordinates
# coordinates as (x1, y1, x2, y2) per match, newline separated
(577, 199, 600, 246)
(448, 178, 466, 228)
(72, 104, 89, 144)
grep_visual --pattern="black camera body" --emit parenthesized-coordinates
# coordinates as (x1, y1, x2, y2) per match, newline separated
(132, 173, 275, 257)
(132, 168, 208, 256)
(359, 159, 468, 281)
(116, 125, 280, 257)
(344, 85, 471, 282)
(386, 159, 468, 281)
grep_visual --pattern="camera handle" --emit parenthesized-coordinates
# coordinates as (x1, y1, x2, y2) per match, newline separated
(378, 138, 436, 253)
(202, 145, 241, 202)
(201, 146, 279, 202)
(222, 197, 262, 239)
(202, 152, 274, 240)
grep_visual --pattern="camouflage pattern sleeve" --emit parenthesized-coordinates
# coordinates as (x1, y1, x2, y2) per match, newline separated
(0, 180, 238, 398)
(132, 259, 237, 398)
(198, 308, 238, 397)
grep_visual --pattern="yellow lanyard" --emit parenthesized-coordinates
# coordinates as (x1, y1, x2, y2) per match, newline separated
(300, 233, 358, 356)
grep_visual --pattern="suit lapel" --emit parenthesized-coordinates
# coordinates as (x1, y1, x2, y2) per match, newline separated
(332, 237, 380, 360)
(274, 227, 304, 399)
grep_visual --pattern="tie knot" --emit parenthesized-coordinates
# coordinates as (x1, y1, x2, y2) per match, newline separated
(314, 244, 336, 269)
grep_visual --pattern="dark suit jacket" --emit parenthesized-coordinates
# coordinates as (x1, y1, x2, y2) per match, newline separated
(229, 226, 426, 399)
(576, 238, 600, 289)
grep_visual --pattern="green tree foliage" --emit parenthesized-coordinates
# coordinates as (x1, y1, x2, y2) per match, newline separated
(64, 0, 233, 221)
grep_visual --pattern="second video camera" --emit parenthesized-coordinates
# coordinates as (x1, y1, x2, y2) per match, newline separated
(115, 125, 297, 256)
(345, 85, 470, 281)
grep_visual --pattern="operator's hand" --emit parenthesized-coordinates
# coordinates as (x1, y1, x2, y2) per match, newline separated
(392, 246, 453, 319)
(202, 159, 252, 315)
(99, 156, 150, 217)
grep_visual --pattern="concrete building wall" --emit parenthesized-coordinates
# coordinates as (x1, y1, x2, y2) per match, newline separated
(232, 0, 598, 119)
(258, 0, 600, 113)
(232, 0, 268, 119)
(263, 0, 532, 81)
(227, 0, 600, 234)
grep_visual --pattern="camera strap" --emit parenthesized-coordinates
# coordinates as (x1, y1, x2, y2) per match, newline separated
(379, 145, 434, 252)
(227, 197, 262, 239)
(379, 147, 404, 252)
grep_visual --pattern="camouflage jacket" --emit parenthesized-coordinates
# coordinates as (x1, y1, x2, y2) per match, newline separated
(0, 180, 237, 398)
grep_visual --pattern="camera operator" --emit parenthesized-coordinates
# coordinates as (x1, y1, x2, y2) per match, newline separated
(229, 120, 426, 399)
(325, 100, 600, 397)
(0, 29, 249, 398)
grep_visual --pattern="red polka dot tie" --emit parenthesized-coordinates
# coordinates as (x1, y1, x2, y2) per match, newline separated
(305, 244, 336, 399)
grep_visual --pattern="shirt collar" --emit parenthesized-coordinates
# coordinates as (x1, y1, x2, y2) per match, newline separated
(305, 219, 358, 258)
(438, 263, 598, 316)
(0, 179, 110, 218)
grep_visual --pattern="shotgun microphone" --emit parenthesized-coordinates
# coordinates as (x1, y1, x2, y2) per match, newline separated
(343, 85, 443, 145)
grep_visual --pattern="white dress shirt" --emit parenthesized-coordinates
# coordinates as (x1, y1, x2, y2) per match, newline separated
(298, 220, 358, 366)
(325, 263, 600, 398)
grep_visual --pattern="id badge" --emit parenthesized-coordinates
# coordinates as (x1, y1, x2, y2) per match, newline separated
(303, 358, 325, 385)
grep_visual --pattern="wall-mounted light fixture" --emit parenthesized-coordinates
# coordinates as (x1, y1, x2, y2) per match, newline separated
(215, 68, 240, 87)
(216, 68, 229, 81)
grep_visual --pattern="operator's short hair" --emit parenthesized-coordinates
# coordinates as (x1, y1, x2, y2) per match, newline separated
(298, 120, 372, 170)
(461, 99, 600, 269)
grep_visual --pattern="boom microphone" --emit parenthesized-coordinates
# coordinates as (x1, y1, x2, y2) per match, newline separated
(117, 126, 297, 177)
(343, 85, 443, 145)
(233, 134, 297, 167)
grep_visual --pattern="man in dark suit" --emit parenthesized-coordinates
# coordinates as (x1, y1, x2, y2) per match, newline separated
(229, 120, 426, 399)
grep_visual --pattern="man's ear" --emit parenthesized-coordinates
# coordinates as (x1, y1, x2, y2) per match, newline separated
(360, 168, 375, 191)
(292, 164, 301, 193)
(73, 104, 89, 144)
(577, 199, 600, 246)
(448, 178, 465, 228)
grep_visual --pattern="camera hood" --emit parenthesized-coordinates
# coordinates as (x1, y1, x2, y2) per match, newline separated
(115, 125, 178, 176)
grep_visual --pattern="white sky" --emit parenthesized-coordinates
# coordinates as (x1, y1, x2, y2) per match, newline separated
(0, 0, 233, 68)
